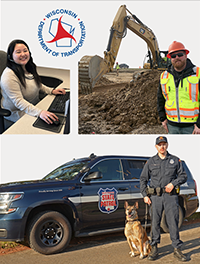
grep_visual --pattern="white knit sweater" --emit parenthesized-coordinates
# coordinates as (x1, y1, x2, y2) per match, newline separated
(0, 67, 53, 122)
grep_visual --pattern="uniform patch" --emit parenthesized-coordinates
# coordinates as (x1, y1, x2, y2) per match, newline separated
(170, 159, 174, 164)
(98, 188, 118, 214)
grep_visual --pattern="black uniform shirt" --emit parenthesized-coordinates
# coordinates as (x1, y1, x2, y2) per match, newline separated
(140, 152, 187, 197)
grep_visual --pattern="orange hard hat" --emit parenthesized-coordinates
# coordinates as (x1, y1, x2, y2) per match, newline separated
(167, 41, 189, 58)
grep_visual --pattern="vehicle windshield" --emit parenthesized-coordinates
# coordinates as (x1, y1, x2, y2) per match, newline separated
(42, 159, 90, 181)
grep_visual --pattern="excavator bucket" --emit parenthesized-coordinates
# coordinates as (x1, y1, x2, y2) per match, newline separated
(79, 55, 109, 94)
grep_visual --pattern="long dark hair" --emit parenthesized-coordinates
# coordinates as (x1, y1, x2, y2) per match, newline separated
(7, 39, 41, 88)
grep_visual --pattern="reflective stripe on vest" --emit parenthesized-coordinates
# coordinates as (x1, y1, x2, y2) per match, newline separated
(160, 71, 169, 100)
(188, 66, 199, 102)
(160, 67, 200, 123)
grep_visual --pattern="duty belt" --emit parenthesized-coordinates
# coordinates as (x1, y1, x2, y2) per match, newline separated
(146, 186, 179, 196)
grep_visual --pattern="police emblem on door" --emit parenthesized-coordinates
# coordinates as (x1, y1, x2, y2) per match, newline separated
(98, 187, 118, 214)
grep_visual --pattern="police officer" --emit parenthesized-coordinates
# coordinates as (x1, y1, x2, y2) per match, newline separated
(140, 136, 187, 261)
(157, 41, 200, 134)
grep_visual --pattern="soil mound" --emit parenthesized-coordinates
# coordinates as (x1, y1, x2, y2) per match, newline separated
(95, 76, 114, 86)
(79, 69, 166, 134)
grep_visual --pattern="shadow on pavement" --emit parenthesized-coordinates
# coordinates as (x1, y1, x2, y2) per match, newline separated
(157, 237, 200, 261)
(182, 237, 200, 261)
(62, 223, 200, 256)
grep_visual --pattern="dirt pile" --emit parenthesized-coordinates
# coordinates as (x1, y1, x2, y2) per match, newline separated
(95, 76, 115, 86)
(79, 69, 166, 134)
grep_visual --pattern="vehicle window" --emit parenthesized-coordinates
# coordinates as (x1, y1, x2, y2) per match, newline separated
(43, 159, 90, 181)
(89, 159, 123, 181)
(124, 160, 146, 180)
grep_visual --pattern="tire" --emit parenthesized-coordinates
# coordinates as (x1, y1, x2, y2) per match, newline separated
(160, 206, 184, 233)
(28, 211, 72, 255)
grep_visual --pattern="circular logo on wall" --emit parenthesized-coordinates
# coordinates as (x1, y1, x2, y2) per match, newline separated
(38, 9, 86, 58)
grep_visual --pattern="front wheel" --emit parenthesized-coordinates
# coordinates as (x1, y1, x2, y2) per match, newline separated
(160, 206, 184, 233)
(28, 211, 72, 255)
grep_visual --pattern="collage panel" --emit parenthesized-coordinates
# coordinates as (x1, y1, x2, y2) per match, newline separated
(0, 55, 70, 134)
(0, 0, 200, 261)
(0, 135, 199, 258)
(78, 2, 200, 135)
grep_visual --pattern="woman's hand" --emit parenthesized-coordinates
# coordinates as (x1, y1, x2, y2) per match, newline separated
(39, 110, 58, 124)
(52, 88, 66, 95)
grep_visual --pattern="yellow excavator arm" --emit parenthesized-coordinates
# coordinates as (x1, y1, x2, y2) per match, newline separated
(79, 5, 168, 93)
(79, 5, 127, 94)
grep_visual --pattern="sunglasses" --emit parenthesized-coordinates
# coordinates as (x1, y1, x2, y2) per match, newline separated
(170, 52, 184, 59)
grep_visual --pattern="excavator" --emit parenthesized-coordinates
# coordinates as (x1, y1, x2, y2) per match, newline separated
(78, 5, 170, 94)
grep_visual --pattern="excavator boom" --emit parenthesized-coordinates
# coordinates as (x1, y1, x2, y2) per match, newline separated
(79, 5, 168, 93)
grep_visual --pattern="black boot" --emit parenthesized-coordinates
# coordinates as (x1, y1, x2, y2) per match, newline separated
(148, 244, 158, 261)
(174, 248, 187, 262)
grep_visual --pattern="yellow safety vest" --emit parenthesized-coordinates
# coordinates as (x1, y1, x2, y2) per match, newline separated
(160, 67, 200, 123)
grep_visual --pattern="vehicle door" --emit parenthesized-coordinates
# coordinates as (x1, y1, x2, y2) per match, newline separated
(79, 158, 131, 233)
(121, 158, 148, 224)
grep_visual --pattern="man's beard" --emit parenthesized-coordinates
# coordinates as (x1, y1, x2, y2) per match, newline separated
(173, 59, 186, 71)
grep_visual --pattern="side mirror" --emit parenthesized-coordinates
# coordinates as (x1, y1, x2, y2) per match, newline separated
(80, 167, 90, 174)
(84, 171, 103, 181)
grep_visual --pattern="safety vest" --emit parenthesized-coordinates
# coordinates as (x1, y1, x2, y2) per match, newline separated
(160, 67, 200, 123)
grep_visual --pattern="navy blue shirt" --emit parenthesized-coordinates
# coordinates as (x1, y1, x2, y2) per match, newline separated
(140, 152, 187, 197)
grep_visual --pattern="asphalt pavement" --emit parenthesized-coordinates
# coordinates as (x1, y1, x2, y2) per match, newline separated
(1, 222, 200, 264)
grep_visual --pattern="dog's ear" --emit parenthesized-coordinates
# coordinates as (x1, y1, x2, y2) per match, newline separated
(135, 201, 139, 209)
(124, 201, 128, 208)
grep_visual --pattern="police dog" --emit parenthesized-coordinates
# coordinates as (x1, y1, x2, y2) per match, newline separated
(124, 201, 151, 259)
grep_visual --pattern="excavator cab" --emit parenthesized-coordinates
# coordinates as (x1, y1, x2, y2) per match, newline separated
(159, 51, 171, 69)
(143, 50, 171, 69)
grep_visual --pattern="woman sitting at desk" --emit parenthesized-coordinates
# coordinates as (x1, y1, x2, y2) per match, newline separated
(0, 39, 66, 129)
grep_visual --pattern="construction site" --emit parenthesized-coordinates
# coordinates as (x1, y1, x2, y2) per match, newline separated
(78, 5, 169, 134)
(78, 69, 167, 134)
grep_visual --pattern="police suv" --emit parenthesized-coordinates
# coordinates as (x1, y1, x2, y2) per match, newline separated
(0, 154, 199, 255)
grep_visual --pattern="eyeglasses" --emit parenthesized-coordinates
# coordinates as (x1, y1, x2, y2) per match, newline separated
(170, 52, 184, 59)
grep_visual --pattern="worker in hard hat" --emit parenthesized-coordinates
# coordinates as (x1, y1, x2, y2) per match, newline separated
(157, 41, 200, 134)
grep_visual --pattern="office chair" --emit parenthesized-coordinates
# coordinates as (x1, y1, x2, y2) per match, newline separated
(0, 50, 11, 133)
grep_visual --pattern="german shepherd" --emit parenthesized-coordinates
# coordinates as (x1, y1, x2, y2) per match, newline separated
(124, 201, 151, 259)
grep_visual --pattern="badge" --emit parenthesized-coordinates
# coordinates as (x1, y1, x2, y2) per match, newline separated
(170, 159, 174, 164)
(98, 187, 118, 214)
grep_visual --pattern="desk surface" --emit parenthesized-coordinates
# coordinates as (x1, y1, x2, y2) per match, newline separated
(3, 66, 70, 135)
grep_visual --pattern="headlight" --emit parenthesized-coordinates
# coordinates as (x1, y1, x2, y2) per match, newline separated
(0, 192, 24, 214)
